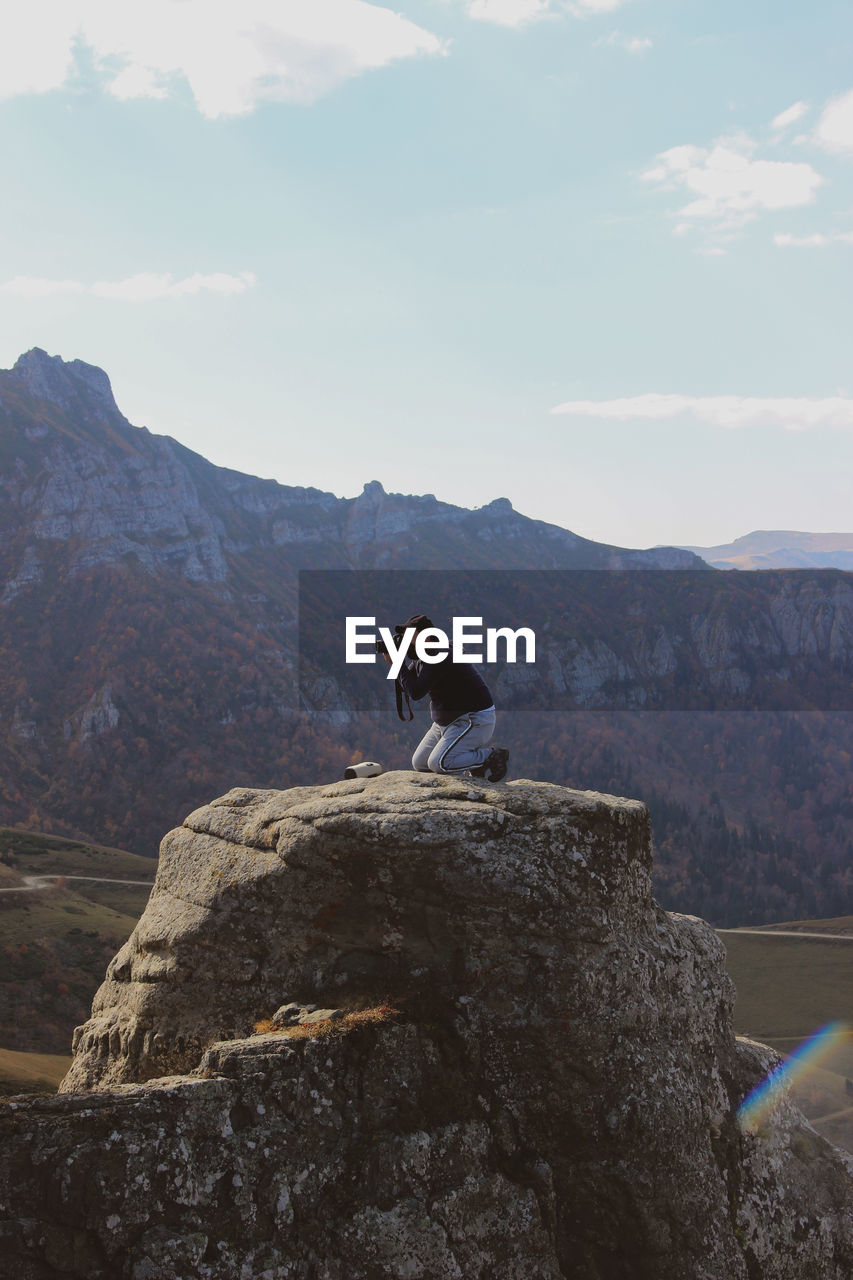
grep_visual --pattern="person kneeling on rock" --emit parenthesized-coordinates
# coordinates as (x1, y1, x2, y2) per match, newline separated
(380, 613, 509, 781)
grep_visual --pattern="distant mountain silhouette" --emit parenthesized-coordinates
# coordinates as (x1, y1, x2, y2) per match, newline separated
(682, 530, 853, 570)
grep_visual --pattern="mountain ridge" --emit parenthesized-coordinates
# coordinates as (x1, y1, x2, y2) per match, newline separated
(1, 348, 705, 580)
(682, 529, 853, 571)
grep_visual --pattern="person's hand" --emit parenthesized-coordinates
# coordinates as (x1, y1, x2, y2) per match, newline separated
(381, 651, 393, 666)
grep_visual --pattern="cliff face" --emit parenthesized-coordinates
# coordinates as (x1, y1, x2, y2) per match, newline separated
(3, 773, 851, 1279)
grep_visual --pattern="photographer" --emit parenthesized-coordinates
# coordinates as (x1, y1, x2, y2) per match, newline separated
(381, 613, 509, 781)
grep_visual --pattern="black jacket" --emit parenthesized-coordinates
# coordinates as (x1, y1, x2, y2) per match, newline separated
(399, 655, 494, 726)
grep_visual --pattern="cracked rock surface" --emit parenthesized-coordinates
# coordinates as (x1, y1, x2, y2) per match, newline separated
(2, 772, 852, 1278)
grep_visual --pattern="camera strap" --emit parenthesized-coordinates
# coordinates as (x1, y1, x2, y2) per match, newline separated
(394, 677, 414, 721)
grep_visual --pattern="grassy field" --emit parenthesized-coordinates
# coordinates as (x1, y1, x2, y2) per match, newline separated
(721, 921, 853, 1154)
(0, 826, 156, 1064)
(0, 826, 157, 881)
(0, 1046, 71, 1094)
(746, 916, 853, 937)
(0, 880, 152, 948)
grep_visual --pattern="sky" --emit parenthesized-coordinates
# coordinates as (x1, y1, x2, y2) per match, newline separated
(0, 0, 852, 549)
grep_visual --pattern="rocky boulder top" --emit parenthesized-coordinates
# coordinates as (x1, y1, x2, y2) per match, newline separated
(62, 771, 653, 1091)
(2, 773, 851, 1279)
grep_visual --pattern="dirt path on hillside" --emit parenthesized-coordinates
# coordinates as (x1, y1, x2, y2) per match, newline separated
(0, 874, 154, 895)
(717, 928, 853, 942)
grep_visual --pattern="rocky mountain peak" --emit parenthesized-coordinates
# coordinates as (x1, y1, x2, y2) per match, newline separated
(11, 347, 120, 419)
(357, 478, 387, 503)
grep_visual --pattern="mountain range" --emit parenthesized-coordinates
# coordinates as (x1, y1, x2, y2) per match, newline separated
(681, 530, 853, 571)
(1, 347, 851, 927)
(0, 348, 703, 587)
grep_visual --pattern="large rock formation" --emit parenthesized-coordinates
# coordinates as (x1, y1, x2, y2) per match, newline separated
(2, 772, 853, 1278)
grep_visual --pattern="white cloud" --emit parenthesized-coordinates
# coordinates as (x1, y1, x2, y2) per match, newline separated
(464, 0, 630, 25)
(550, 394, 853, 430)
(598, 30, 652, 53)
(1, 271, 256, 300)
(568, 0, 628, 11)
(815, 89, 853, 154)
(108, 64, 169, 102)
(91, 271, 257, 300)
(622, 35, 651, 53)
(642, 134, 823, 238)
(0, 23, 75, 98)
(0, 277, 85, 297)
(774, 230, 853, 247)
(0, 0, 445, 118)
(771, 101, 808, 131)
(465, 0, 550, 25)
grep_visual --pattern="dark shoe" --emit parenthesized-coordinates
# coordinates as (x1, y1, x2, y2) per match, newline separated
(473, 747, 508, 782)
(487, 747, 509, 781)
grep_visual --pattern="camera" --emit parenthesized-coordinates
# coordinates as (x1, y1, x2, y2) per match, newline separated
(375, 624, 410, 657)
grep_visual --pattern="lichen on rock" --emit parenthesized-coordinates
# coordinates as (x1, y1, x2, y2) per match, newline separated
(2, 771, 852, 1279)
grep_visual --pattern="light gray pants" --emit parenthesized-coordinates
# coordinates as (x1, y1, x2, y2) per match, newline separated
(412, 706, 496, 774)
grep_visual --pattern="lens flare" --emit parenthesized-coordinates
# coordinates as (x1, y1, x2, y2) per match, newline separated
(738, 1021, 850, 1135)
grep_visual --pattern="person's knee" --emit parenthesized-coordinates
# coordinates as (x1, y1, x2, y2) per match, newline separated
(427, 744, 449, 774)
(412, 741, 433, 771)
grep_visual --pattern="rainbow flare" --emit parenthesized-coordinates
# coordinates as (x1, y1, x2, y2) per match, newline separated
(738, 1020, 850, 1135)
